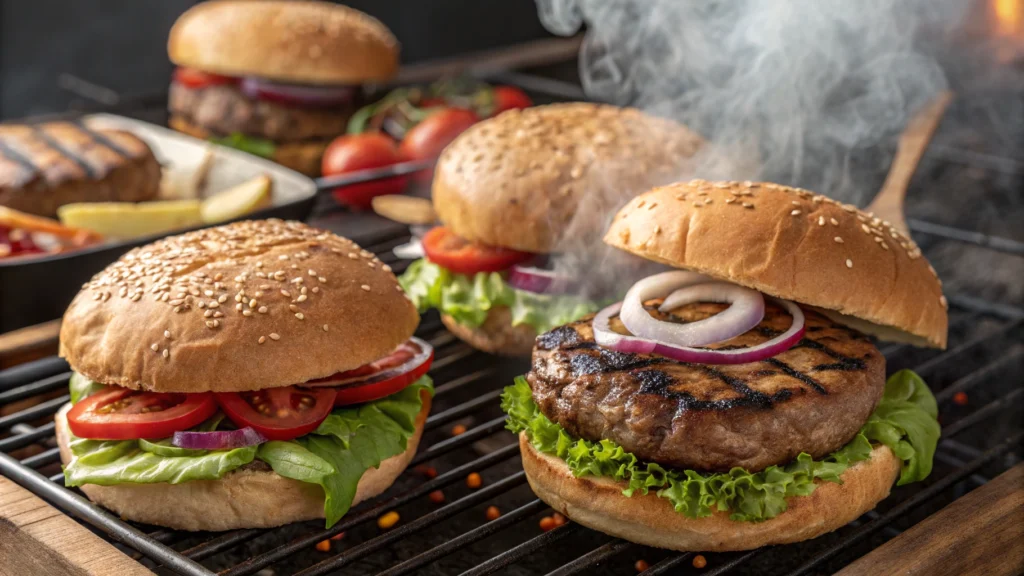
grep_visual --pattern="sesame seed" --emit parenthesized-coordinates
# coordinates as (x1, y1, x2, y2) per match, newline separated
(236, 303, 243, 311)
(164, 330, 171, 339)
(693, 202, 702, 208)
(742, 202, 754, 209)
(269, 333, 281, 341)
(243, 309, 253, 317)
(281, 290, 291, 298)
(295, 313, 305, 320)
(204, 310, 214, 318)
(289, 304, 300, 312)
(208, 301, 220, 308)
(218, 294, 228, 303)
(150, 343, 159, 351)
(297, 294, 308, 302)
(792, 201, 800, 205)
(382, 265, 391, 273)
(791, 209, 801, 216)
(818, 216, 825, 226)
(323, 324, 329, 332)
(940, 295, 948, 309)
(249, 298, 258, 308)
(319, 277, 327, 283)
(834, 237, 844, 243)
(862, 224, 872, 234)
(830, 218, 839, 226)
(204, 290, 213, 297)
(258, 306, 268, 314)
(846, 259, 853, 268)
(213, 311, 223, 318)
(348, 253, 359, 260)
(206, 320, 216, 329)
(312, 287, 320, 293)
(308, 269, 317, 277)
(258, 336, 266, 344)
(162, 349, 169, 359)
(360, 284, 371, 292)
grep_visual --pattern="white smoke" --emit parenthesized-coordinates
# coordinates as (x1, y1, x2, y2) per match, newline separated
(537, 0, 968, 205)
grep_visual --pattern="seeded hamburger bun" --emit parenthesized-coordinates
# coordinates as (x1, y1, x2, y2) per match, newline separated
(432, 103, 704, 254)
(59, 220, 418, 393)
(604, 181, 948, 348)
(169, 116, 328, 176)
(55, 396, 428, 531)
(168, 1, 399, 85)
(441, 307, 537, 357)
(519, 433, 900, 552)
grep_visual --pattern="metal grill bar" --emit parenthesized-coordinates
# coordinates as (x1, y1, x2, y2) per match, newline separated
(786, 431, 1024, 576)
(0, 356, 68, 390)
(434, 369, 498, 396)
(545, 540, 635, 576)
(699, 551, 759, 576)
(0, 421, 55, 452)
(0, 371, 72, 404)
(0, 394, 69, 431)
(218, 444, 521, 576)
(0, 451, 215, 576)
(426, 388, 504, 430)
(409, 416, 509, 467)
(933, 349, 1024, 403)
(908, 218, 1024, 256)
(19, 446, 60, 469)
(379, 499, 550, 576)
(644, 552, 695, 575)
(941, 387, 1022, 438)
(912, 319, 1022, 377)
(458, 522, 583, 576)
(294, 472, 529, 576)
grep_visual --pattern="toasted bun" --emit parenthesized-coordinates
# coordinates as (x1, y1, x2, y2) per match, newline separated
(441, 307, 536, 357)
(520, 432, 899, 552)
(432, 103, 704, 253)
(168, 1, 399, 85)
(55, 396, 428, 531)
(59, 220, 419, 392)
(604, 181, 948, 348)
(169, 115, 328, 176)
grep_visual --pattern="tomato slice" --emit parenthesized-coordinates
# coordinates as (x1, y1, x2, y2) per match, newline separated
(173, 67, 238, 89)
(215, 386, 336, 441)
(308, 338, 434, 406)
(67, 388, 217, 440)
(421, 226, 532, 274)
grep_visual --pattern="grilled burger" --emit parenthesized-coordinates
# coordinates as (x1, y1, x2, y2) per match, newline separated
(55, 220, 434, 531)
(167, 1, 399, 175)
(503, 180, 947, 551)
(399, 103, 704, 356)
(0, 121, 160, 217)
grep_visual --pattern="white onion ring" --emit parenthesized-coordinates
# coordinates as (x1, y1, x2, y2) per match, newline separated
(593, 298, 806, 365)
(620, 272, 763, 347)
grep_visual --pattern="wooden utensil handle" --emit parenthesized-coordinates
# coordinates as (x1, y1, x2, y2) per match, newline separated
(867, 91, 953, 233)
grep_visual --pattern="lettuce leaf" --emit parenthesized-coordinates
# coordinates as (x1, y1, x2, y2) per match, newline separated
(210, 133, 276, 159)
(398, 258, 598, 334)
(69, 372, 107, 404)
(502, 369, 939, 522)
(62, 376, 434, 528)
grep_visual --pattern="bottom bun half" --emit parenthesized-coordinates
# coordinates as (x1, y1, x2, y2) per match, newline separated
(55, 393, 429, 531)
(519, 432, 900, 552)
(441, 306, 537, 357)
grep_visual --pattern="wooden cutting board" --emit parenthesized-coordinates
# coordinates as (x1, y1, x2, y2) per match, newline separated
(0, 476, 153, 576)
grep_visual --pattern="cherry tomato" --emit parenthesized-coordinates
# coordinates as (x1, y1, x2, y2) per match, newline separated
(399, 108, 479, 182)
(67, 388, 218, 440)
(322, 132, 409, 209)
(491, 86, 532, 115)
(421, 226, 533, 274)
(215, 386, 336, 441)
(173, 67, 237, 89)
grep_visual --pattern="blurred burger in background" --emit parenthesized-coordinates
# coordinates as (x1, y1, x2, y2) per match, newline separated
(398, 103, 704, 356)
(167, 0, 399, 175)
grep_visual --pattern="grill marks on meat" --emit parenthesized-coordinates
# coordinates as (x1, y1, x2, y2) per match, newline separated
(528, 302, 886, 473)
(0, 122, 160, 217)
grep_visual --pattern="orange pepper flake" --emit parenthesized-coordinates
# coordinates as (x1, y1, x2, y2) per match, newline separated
(330, 532, 345, 541)
(635, 559, 650, 572)
(692, 554, 707, 569)
(539, 516, 557, 532)
(953, 391, 968, 406)
(552, 512, 567, 526)
(428, 490, 446, 504)
(485, 506, 501, 520)
(377, 511, 400, 529)
(466, 472, 483, 489)
(452, 424, 467, 436)
(315, 540, 331, 552)
(414, 465, 438, 478)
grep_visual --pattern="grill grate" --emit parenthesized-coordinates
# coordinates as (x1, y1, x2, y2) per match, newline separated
(1, 223, 1021, 576)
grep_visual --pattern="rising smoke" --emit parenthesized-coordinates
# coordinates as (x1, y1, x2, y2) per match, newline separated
(536, 0, 968, 205)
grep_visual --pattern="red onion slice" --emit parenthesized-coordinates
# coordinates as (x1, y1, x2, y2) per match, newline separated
(305, 336, 433, 389)
(593, 298, 806, 365)
(508, 265, 575, 294)
(173, 427, 267, 451)
(239, 78, 356, 107)
(621, 272, 764, 347)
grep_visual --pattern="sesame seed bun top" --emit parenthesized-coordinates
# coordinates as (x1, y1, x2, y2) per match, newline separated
(604, 180, 948, 349)
(59, 220, 419, 393)
(168, 1, 399, 85)
(432, 103, 704, 254)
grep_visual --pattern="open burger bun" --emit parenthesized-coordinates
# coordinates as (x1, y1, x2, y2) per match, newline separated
(169, 115, 327, 176)
(519, 433, 900, 552)
(441, 307, 536, 357)
(59, 220, 419, 393)
(604, 181, 948, 348)
(432, 103, 704, 254)
(168, 0, 399, 85)
(55, 395, 429, 531)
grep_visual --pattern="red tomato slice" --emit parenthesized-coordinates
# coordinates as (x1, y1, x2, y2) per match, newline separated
(173, 67, 238, 89)
(309, 337, 434, 406)
(491, 86, 532, 115)
(215, 386, 336, 441)
(67, 388, 217, 440)
(421, 226, 533, 274)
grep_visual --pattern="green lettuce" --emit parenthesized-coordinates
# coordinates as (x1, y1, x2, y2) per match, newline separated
(69, 372, 107, 404)
(502, 369, 939, 522)
(210, 132, 276, 159)
(62, 375, 433, 528)
(399, 258, 598, 334)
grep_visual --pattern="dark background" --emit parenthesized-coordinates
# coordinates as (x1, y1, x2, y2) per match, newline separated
(0, 0, 553, 120)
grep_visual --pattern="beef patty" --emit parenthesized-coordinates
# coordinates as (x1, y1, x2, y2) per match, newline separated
(528, 301, 885, 473)
(168, 82, 353, 142)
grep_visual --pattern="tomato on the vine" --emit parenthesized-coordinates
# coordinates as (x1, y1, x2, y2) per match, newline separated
(490, 86, 532, 115)
(322, 132, 409, 209)
(399, 108, 479, 182)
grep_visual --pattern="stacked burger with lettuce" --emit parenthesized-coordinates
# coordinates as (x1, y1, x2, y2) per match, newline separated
(56, 220, 433, 531)
(399, 103, 704, 356)
(167, 1, 398, 175)
(503, 180, 945, 551)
